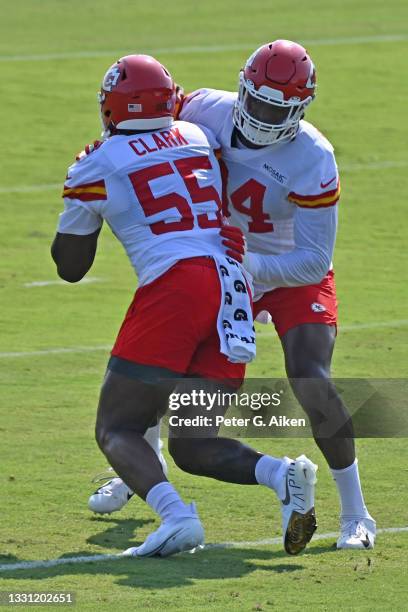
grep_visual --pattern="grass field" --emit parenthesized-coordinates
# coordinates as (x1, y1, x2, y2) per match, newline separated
(1, 1, 407, 610)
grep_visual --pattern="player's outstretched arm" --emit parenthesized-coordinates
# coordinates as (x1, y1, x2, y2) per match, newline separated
(51, 228, 101, 283)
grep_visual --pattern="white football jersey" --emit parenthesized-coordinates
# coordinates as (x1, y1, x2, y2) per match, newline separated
(180, 89, 340, 295)
(58, 121, 226, 286)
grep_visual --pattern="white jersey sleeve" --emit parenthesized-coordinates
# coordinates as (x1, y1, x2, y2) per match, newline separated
(58, 149, 106, 235)
(179, 88, 236, 140)
(244, 206, 338, 286)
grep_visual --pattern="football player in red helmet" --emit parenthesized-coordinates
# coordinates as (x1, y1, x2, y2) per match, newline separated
(98, 54, 177, 136)
(233, 40, 316, 146)
(173, 40, 376, 550)
(225, 41, 375, 550)
(76, 55, 185, 157)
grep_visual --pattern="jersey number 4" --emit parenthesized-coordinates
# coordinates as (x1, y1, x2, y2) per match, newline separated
(129, 155, 222, 235)
(220, 161, 274, 233)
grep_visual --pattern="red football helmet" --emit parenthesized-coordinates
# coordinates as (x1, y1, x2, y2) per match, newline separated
(98, 54, 177, 134)
(233, 40, 316, 146)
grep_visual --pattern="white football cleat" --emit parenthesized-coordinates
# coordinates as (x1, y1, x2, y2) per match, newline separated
(280, 454, 318, 555)
(122, 504, 204, 558)
(88, 477, 134, 514)
(88, 453, 168, 514)
(337, 517, 376, 550)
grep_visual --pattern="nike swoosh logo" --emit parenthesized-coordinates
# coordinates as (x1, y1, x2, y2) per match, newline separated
(137, 530, 183, 557)
(320, 176, 337, 189)
(282, 475, 291, 506)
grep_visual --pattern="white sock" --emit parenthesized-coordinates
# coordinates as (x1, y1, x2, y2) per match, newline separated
(331, 459, 371, 519)
(144, 421, 163, 457)
(255, 455, 287, 499)
(146, 482, 195, 522)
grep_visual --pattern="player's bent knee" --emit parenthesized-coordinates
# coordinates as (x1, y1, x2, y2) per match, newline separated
(95, 423, 116, 454)
(95, 425, 133, 460)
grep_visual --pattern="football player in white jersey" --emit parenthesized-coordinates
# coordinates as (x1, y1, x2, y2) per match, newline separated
(90, 41, 375, 550)
(179, 40, 375, 550)
(52, 54, 318, 557)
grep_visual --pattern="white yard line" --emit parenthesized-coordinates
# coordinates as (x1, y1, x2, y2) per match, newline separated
(24, 277, 103, 287)
(1, 319, 407, 359)
(0, 526, 406, 572)
(0, 345, 111, 359)
(341, 160, 408, 171)
(339, 320, 408, 331)
(1, 160, 407, 195)
(256, 319, 408, 338)
(0, 183, 61, 194)
(211, 526, 408, 548)
(0, 34, 407, 62)
(304, 34, 408, 46)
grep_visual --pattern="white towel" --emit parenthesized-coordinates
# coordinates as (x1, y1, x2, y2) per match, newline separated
(213, 256, 256, 364)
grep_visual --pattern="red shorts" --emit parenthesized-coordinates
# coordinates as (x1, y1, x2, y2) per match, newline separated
(253, 270, 338, 338)
(111, 257, 245, 382)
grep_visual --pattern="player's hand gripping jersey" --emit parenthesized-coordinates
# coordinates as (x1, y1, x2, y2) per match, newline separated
(179, 89, 340, 297)
(60, 121, 227, 286)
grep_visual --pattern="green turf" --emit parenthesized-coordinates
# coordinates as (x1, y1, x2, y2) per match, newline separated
(1, 0, 407, 610)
